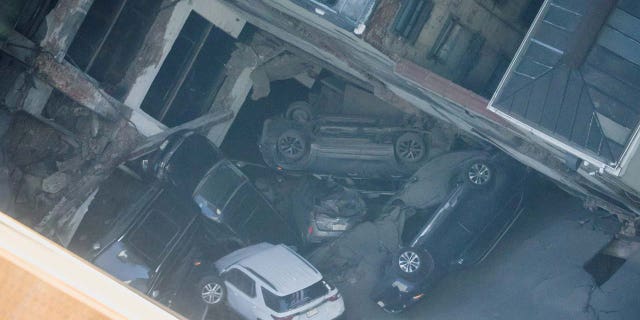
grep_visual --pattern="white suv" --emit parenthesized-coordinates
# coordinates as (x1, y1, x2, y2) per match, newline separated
(201, 243, 345, 320)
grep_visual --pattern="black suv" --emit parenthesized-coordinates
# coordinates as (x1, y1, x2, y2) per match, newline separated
(89, 131, 302, 317)
(371, 153, 528, 313)
(140, 131, 301, 246)
(89, 185, 241, 318)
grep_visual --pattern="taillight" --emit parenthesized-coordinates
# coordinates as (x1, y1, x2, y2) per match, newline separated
(271, 315, 294, 320)
(327, 292, 341, 301)
(308, 225, 314, 235)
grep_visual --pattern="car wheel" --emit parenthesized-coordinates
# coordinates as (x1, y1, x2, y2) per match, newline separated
(198, 276, 226, 306)
(277, 129, 308, 162)
(466, 161, 493, 187)
(395, 132, 427, 163)
(393, 248, 433, 280)
(285, 101, 313, 123)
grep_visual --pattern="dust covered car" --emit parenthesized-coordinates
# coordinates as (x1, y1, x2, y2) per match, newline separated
(371, 154, 528, 312)
(386, 150, 494, 212)
(259, 101, 430, 179)
(292, 177, 367, 244)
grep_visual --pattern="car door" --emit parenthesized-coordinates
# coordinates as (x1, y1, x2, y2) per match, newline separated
(458, 191, 525, 265)
(223, 268, 260, 319)
(254, 286, 276, 320)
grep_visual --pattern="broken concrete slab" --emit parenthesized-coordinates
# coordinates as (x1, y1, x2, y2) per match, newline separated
(307, 207, 405, 319)
(42, 171, 69, 194)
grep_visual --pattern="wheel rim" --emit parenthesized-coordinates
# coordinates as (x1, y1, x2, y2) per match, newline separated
(398, 251, 421, 273)
(468, 163, 491, 185)
(278, 134, 304, 159)
(201, 282, 223, 304)
(397, 138, 424, 162)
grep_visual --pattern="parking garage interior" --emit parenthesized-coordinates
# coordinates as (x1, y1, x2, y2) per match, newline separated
(1, 0, 640, 319)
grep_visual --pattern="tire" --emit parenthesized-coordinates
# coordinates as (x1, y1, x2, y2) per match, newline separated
(276, 129, 308, 162)
(395, 132, 427, 163)
(465, 160, 493, 188)
(285, 101, 313, 123)
(198, 276, 226, 306)
(393, 248, 434, 280)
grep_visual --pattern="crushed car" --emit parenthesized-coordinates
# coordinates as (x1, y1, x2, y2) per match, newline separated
(259, 101, 431, 180)
(201, 242, 345, 320)
(370, 153, 529, 312)
(292, 176, 367, 245)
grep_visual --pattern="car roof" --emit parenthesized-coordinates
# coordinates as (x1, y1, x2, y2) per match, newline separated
(216, 243, 322, 295)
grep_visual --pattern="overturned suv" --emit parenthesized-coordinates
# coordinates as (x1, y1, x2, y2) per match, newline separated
(371, 152, 528, 312)
(259, 101, 430, 179)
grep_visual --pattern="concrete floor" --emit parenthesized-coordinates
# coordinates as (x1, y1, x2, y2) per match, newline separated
(314, 178, 640, 320)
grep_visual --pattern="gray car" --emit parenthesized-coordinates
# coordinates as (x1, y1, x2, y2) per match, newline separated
(259, 101, 431, 180)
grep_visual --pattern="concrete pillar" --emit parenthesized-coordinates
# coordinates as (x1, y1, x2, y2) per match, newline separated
(120, 0, 245, 110)
(206, 68, 254, 146)
(5, 0, 94, 115)
(120, 1, 192, 109)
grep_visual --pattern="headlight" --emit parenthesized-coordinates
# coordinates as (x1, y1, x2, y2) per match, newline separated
(314, 213, 350, 231)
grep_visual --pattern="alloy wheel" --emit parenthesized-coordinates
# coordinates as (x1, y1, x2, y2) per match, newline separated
(468, 163, 491, 185)
(201, 282, 224, 304)
(396, 133, 425, 162)
(398, 251, 421, 273)
(277, 132, 306, 161)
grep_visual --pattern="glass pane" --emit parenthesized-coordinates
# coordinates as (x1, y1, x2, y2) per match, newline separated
(127, 209, 179, 263)
(262, 280, 328, 312)
(193, 164, 245, 218)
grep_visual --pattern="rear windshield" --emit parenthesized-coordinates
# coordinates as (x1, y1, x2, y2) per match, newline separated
(193, 163, 245, 217)
(262, 280, 329, 312)
(166, 134, 220, 191)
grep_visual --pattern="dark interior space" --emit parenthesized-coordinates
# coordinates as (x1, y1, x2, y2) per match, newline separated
(141, 11, 235, 127)
(584, 251, 626, 286)
(66, 0, 162, 96)
(221, 79, 310, 163)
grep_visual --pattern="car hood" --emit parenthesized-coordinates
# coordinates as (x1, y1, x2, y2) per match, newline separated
(392, 150, 489, 209)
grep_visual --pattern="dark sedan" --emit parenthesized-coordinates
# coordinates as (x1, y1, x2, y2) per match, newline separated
(371, 154, 528, 312)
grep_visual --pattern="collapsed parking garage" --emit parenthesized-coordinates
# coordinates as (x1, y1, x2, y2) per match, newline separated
(1, 0, 640, 319)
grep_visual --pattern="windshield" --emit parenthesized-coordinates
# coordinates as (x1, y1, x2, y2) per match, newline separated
(193, 163, 245, 220)
(262, 280, 330, 312)
(93, 241, 151, 292)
